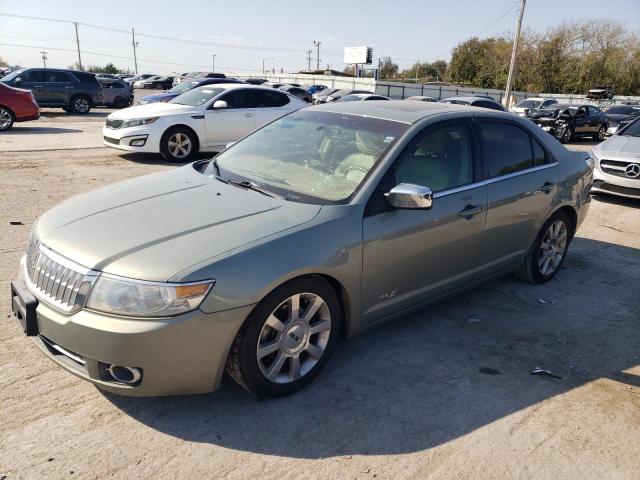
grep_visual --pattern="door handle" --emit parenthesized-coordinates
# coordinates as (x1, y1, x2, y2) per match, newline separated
(459, 204, 483, 218)
(33, 85, 44, 88)
(540, 181, 555, 194)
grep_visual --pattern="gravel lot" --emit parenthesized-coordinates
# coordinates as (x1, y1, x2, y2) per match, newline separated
(1, 97, 639, 479)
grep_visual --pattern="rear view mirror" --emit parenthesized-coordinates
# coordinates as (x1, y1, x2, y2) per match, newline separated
(385, 183, 433, 209)
(213, 100, 228, 109)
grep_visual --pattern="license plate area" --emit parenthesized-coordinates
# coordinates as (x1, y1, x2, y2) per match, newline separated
(11, 280, 39, 336)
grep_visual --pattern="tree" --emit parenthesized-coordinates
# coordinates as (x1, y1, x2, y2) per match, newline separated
(379, 56, 399, 79)
(0, 56, 8, 68)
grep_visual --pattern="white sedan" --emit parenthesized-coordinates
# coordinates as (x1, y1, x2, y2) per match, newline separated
(102, 84, 307, 161)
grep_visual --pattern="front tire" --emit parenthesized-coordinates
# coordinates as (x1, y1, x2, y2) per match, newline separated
(70, 95, 92, 114)
(517, 211, 573, 284)
(559, 125, 573, 144)
(160, 127, 197, 162)
(226, 277, 341, 398)
(0, 106, 14, 131)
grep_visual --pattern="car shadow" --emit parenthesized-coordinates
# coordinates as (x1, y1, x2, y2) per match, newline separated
(38, 111, 111, 119)
(103, 237, 640, 458)
(7, 126, 82, 134)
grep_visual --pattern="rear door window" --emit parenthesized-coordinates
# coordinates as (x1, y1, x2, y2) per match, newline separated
(477, 122, 537, 177)
(251, 90, 290, 108)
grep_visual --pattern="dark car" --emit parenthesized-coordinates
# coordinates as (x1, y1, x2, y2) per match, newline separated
(278, 85, 312, 102)
(0, 68, 103, 113)
(138, 78, 246, 104)
(440, 96, 506, 112)
(99, 80, 133, 108)
(604, 104, 640, 135)
(193, 72, 226, 79)
(244, 78, 268, 85)
(0, 82, 39, 130)
(142, 76, 174, 90)
(529, 104, 608, 143)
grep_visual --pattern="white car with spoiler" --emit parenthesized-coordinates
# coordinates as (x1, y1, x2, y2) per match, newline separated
(103, 84, 307, 161)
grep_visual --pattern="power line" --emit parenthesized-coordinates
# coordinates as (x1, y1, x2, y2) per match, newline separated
(475, 3, 518, 37)
(0, 11, 305, 53)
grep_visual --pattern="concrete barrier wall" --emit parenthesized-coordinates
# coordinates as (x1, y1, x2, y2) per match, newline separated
(227, 71, 640, 105)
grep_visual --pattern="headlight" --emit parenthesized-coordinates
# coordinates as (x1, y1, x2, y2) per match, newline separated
(121, 117, 158, 128)
(86, 275, 213, 317)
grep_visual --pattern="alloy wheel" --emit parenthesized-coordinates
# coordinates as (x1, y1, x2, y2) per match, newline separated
(74, 97, 90, 113)
(256, 292, 331, 384)
(167, 133, 192, 158)
(562, 127, 572, 143)
(598, 126, 606, 140)
(538, 220, 568, 276)
(0, 108, 12, 130)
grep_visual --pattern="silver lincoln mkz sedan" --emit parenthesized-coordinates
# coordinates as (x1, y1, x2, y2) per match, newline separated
(11, 101, 593, 398)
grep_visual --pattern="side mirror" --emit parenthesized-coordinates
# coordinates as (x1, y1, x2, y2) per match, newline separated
(224, 142, 236, 150)
(523, 108, 530, 117)
(212, 100, 228, 109)
(13, 77, 22, 85)
(385, 183, 433, 209)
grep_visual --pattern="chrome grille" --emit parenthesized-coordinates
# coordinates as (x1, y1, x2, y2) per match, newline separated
(105, 118, 124, 129)
(600, 159, 640, 179)
(24, 233, 99, 313)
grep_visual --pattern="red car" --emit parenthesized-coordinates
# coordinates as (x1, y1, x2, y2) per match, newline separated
(0, 82, 39, 131)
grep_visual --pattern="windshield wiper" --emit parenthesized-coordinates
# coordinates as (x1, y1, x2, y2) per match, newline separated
(227, 179, 279, 198)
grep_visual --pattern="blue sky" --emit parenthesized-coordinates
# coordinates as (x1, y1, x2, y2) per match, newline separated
(0, 0, 638, 74)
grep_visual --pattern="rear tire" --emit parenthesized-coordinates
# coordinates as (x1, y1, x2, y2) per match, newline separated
(594, 125, 606, 141)
(159, 127, 197, 162)
(0, 106, 14, 131)
(226, 277, 341, 398)
(516, 210, 574, 284)
(70, 95, 92, 114)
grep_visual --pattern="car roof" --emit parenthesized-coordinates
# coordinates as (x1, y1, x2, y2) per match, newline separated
(311, 99, 511, 124)
(443, 96, 500, 103)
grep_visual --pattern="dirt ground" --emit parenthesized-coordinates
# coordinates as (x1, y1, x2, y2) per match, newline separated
(1, 101, 639, 480)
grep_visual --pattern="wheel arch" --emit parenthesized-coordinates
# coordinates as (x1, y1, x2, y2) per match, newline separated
(161, 123, 201, 153)
(550, 204, 578, 238)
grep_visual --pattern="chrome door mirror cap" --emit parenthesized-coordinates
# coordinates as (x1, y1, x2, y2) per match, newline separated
(213, 100, 228, 109)
(385, 183, 433, 209)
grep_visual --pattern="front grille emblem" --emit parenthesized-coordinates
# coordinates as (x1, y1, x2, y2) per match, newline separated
(625, 163, 640, 178)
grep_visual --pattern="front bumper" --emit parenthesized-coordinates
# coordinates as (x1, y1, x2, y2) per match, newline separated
(10, 267, 253, 396)
(593, 166, 640, 199)
(102, 125, 159, 153)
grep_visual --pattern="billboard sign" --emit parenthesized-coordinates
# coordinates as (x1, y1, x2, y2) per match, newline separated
(344, 46, 373, 64)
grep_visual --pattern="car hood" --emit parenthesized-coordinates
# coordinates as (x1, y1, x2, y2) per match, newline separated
(141, 92, 179, 103)
(107, 102, 198, 119)
(594, 134, 640, 158)
(36, 164, 321, 282)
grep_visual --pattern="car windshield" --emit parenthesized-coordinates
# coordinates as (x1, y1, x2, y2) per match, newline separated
(516, 99, 543, 109)
(170, 87, 225, 106)
(607, 105, 640, 115)
(206, 110, 409, 203)
(619, 118, 640, 136)
(1, 69, 25, 82)
(168, 81, 200, 94)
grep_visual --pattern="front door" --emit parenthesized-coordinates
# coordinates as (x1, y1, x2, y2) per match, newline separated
(16, 70, 47, 104)
(362, 120, 487, 324)
(573, 106, 590, 134)
(205, 88, 255, 149)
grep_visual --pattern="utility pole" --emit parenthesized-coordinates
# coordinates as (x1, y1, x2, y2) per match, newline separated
(313, 40, 321, 70)
(73, 22, 82, 70)
(40, 49, 48, 68)
(504, 0, 526, 109)
(262, 57, 272, 74)
(415, 58, 419, 84)
(306, 49, 312, 71)
(212, 54, 216, 73)
(131, 28, 139, 74)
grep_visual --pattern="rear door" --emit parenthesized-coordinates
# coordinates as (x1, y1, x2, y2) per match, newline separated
(362, 119, 487, 323)
(252, 90, 293, 127)
(204, 88, 255, 148)
(475, 119, 559, 274)
(45, 71, 74, 104)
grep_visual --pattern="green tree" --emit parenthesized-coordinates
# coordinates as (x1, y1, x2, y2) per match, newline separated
(379, 56, 399, 79)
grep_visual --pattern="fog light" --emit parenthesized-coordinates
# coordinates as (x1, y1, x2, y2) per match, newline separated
(106, 365, 143, 384)
(129, 138, 146, 147)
